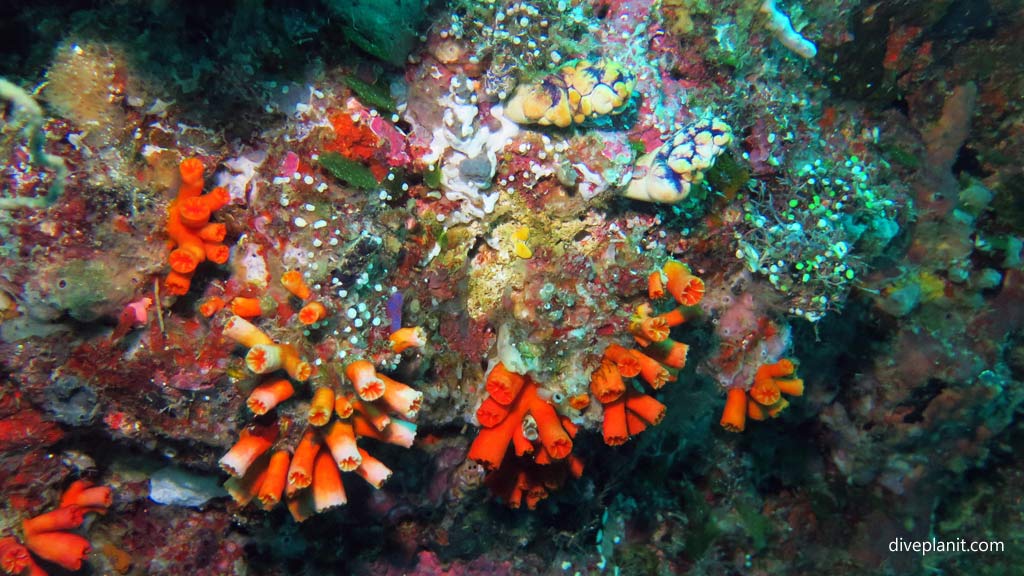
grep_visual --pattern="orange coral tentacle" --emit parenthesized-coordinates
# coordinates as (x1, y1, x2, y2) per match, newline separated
(602, 397, 628, 446)
(720, 388, 747, 432)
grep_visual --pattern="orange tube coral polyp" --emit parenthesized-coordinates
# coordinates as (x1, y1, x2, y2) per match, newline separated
(312, 450, 347, 512)
(379, 374, 423, 419)
(646, 338, 689, 369)
(528, 395, 572, 460)
(308, 387, 336, 426)
(197, 222, 226, 243)
(324, 420, 361, 471)
(389, 326, 426, 353)
(747, 398, 767, 421)
(602, 397, 628, 446)
(648, 271, 665, 299)
(178, 196, 212, 228)
(355, 448, 393, 489)
(346, 360, 385, 401)
(22, 506, 85, 536)
(287, 430, 320, 494)
(335, 395, 354, 419)
(204, 242, 230, 264)
(24, 531, 91, 571)
(286, 430, 317, 494)
(353, 399, 391, 431)
(485, 363, 526, 405)
(247, 378, 295, 415)
(630, 349, 672, 389)
(589, 360, 626, 404)
(168, 246, 204, 274)
(280, 270, 312, 300)
(298, 301, 328, 325)
(355, 418, 417, 448)
(0, 537, 31, 576)
(476, 396, 510, 428)
(664, 260, 705, 306)
(164, 270, 193, 296)
(219, 431, 274, 477)
(199, 296, 226, 317)
(178, 158, 205, 199)
(224, 453, 270, 506)
(625, 411, 648, 436)
(60, 479, 112, 511)
(231, 297, 263, 318)
(720, 388, 747, 432)
(257, 450, 291, 510)
(775, 378, 804, 397)
(603, 344, 641, 377)
(750, 378, 781, 406)
(223, 316, 273, 348)
(279, 344, 312, 381)
(625, 390, 666, 426)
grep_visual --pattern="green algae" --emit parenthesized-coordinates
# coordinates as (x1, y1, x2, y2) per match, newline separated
(319, 151, 379, 190)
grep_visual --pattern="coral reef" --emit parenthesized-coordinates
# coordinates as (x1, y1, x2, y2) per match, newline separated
(1, 0, 1023, 575)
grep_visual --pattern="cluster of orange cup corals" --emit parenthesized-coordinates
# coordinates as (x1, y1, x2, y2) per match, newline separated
(720, 358, 803, 432)
(589, 260, 705, 445)
(198, 271, 331, 328)
(219, 315, 426, 521)
(467, 363, 584, 509)
(164, 158, 231, 296)
(0, 480, 111, 576)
